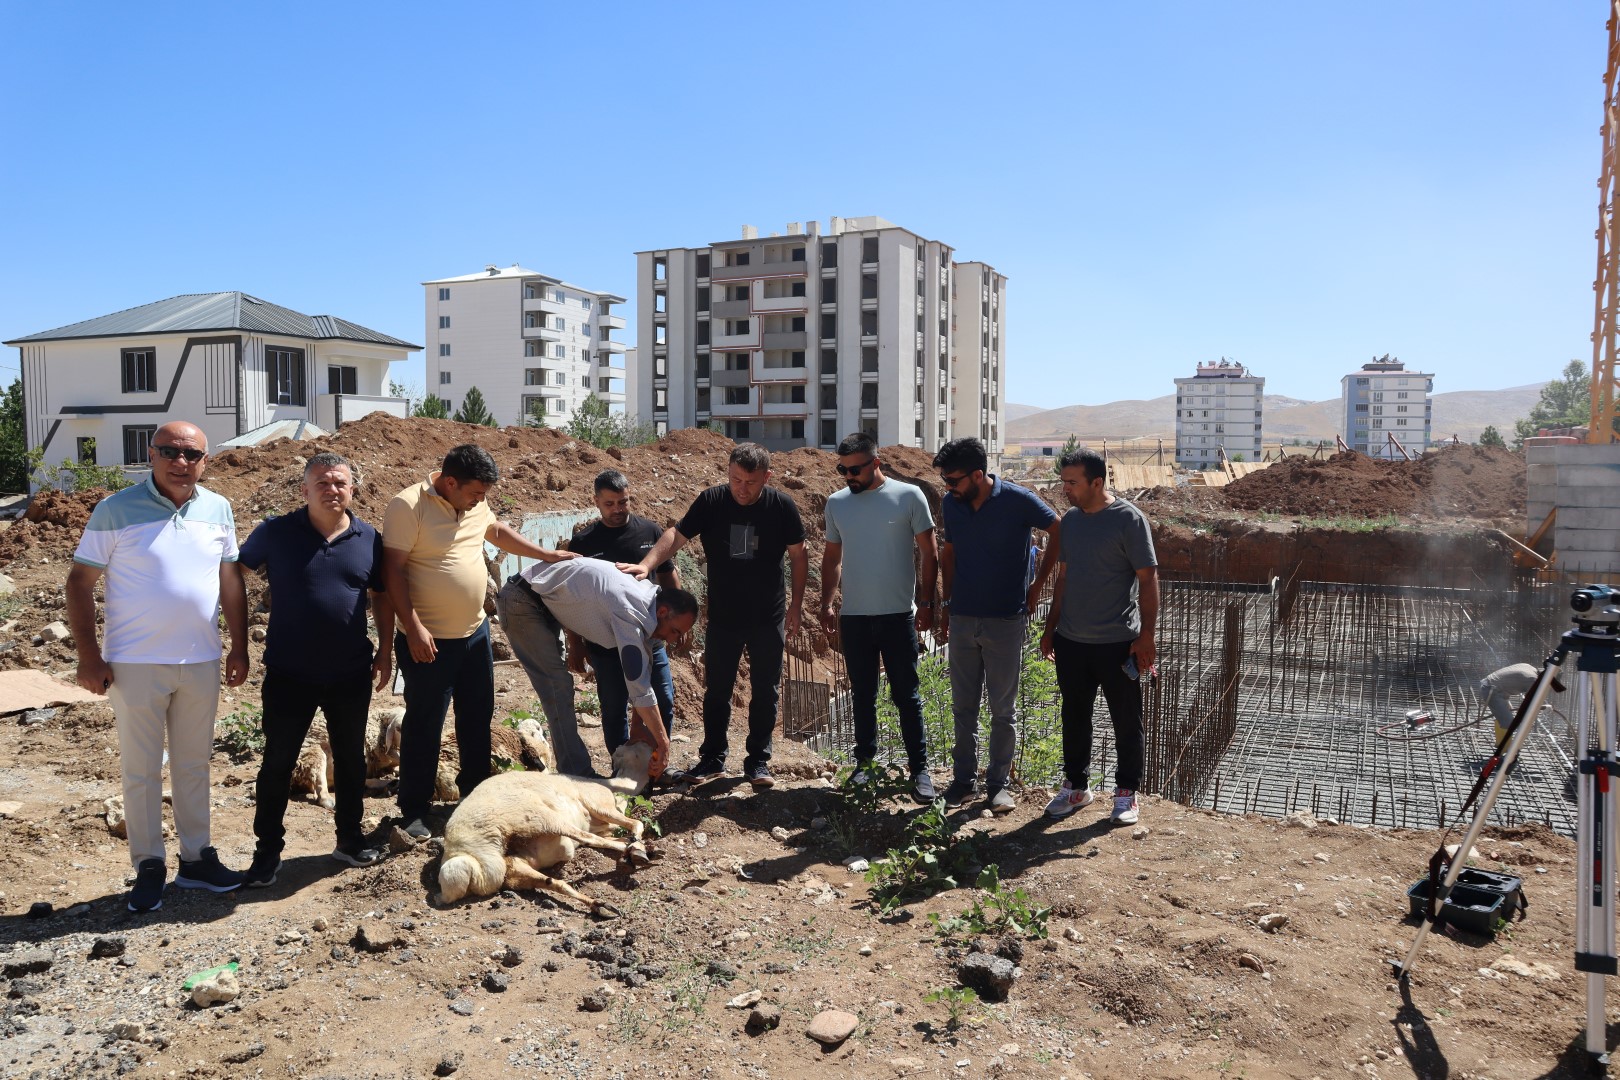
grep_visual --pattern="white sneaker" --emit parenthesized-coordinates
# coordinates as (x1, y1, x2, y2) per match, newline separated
(1112, 789, 1140, 825)
(1044, 782, 1095, 818)
(913, 771, 936, 801)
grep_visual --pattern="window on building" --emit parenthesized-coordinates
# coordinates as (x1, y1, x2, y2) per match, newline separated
(821, 314, 837, 339)
(697, 287, 710, 312)
(525, 369, 544, 386)
(862, 237, 878, 263)
(266, 347, 306, 406)
(861, 384, 878, 409)
(554, 371, 566, 385)
(821, 242, 838, 268)
(821, 348, 837, 372)
(525, 341, 542, 357)
(327, 365, 357, 395)
(655, 294, 666, 313)
(121, 348, 157, 394)
(791, 350, 805, 367)
(439, 316, 450, 329)
(821, 384, 836, 409)
(733, 252, 750, 267)
(696, 323, 710, 345)
(728, 285, 749, 302)
(438, 287, 450, 301)
(725, 386, 749, 405)
(791, 247, 805, 262)
(791, 281, 806, 297)
(77, 437, 96, 465)
(790, 384, 805, 404)
(696, 253, 711, 277)
(861, 274, 878, 301)
(862, 346, 878, 373)
(821, 419, 837, 445)
(655, 388, 667, 407)
(554, 344, 566, 358)
(123, 425, 157, 465)
(860, 312, 877, 336)
(581, 375, 589, 387)
(726, 319, 750, 336)
(790, 316, 806, 332)
(439, 343, 451, 357)
(439, 371, 452, 385)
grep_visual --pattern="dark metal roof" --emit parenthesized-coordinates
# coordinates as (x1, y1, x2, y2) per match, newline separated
(4, 292, 421, 349)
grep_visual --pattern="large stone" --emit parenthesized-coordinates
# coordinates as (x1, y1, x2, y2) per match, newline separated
(89, 936, 126, 959)
(0, 573, 13, 597)
(38, 621, 70, 643)
(806, 1008, 859, 1046)
(351, 919, 406, 953)
(747, 1004, 781, 1032)
(959, 952, 1018, 1002)
(191, 968, 240, 1007)
(2, 948, 54, 978)
(104, 797, 127, 839)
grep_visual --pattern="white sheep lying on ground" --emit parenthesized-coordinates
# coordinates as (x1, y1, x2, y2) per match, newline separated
(290, 708, 406, 810)
(436, 742, 653, 913)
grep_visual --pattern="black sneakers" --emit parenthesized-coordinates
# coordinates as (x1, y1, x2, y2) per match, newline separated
(942, 779, 976, 809)
(403, 818, 432, 841)
(127, 858, 166, 912)
(685, 758, 727, 784)
(332, 844, 384, 867)
(243, 849, 282, 889)
(746, 764, 776, 789)
(175, 847, 245, 893)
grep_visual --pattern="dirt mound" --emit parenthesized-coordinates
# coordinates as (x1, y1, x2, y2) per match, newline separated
(0, 489, 114, 569)
(1222, 444, 1523, 520)
(23, 488, 109, 529)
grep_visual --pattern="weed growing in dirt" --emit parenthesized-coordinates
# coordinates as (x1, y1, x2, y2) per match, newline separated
(781, 918, 835, 966)
(26, 443, 132, 494)
(865, 799, 989, 914)
(924, 985, 983, 1030)
(622, 793, 663, 838)
(215, 706, 265, 759)
(827, 762, 912, 854)
(927, 865, 1051, 941)
(1297, 513, 1403, 531)
(501, 704, 542, 729)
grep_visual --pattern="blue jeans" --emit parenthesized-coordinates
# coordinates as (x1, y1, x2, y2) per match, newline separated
(841, 612, 927, 772)
(948, 613, 1026, 792)
(495, 578, 596, 777)
(1052, 634, 1143, 791)
(700, 617, 785, 771)
(256, 668, 372, 852)
(395, 619, 494, 819)
(588, 639, 675, 754)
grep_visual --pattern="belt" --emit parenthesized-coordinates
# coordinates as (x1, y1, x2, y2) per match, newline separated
(507, 573, 542, 604)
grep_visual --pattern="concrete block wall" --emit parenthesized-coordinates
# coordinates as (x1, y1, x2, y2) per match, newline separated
(1527, 443, 1620, 573)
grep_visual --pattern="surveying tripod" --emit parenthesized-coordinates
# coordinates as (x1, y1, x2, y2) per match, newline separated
(1394, 585, 1620, 1065)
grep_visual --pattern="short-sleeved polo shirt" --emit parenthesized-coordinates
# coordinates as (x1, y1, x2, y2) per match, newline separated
(382, 473, 496, 640)
(239, 507, 385, 680)
(72, 476, 239, 664)
(939, 475, 1058, 619)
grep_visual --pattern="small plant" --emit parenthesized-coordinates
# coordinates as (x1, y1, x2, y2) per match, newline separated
(928, 865, 1052, 940)
(501, 705, 540, 730)
(865, 799, 989, 914)
(622, 793, 664, 838)
(26, 444, 132, 494)
(215, 706, 265, 759)
(924, 985, 982, 1030)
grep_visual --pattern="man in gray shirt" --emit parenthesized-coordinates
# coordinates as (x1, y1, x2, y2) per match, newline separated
(497, 559, 697, 778)
(1040, 447, 1158, 825)
(1479, 662, 1541, 746)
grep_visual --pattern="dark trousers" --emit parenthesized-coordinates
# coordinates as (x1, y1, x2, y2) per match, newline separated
(255, 668, 373, 853)
(1051, 635, 1144, 792)
(588, 639, 676, 754)
(395, 619, 494, 819)
(841, 612, 927, 772)
(700, 617, 785, 771)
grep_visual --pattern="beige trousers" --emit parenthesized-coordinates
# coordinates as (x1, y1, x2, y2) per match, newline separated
(109, 660, 221, 867)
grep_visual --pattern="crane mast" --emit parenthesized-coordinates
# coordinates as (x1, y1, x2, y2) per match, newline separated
(1591, 4, 1620, 442)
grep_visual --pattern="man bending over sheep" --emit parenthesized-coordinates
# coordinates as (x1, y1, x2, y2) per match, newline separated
(497, 558, 696, 780)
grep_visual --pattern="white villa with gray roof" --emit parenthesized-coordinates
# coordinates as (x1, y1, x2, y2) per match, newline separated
(5, 292, 420, 469)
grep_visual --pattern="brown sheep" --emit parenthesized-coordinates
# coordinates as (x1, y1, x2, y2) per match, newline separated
(289, 708, 405, 809)
(436, 742, 653, 912)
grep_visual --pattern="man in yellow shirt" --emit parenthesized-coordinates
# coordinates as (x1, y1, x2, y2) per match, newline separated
(383, 444, 573, 839)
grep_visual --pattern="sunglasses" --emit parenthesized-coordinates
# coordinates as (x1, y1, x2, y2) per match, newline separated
(939, 472, 971, 488)
(835, 458, 877, 476)
(153, 445, 206, 463)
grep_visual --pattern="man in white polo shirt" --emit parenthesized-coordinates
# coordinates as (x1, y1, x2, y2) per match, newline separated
(66, 420, 250, 912)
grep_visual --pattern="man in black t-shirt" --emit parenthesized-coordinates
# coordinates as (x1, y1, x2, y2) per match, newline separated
(636, 444, 807, 788)
(565, 469, 679, 760)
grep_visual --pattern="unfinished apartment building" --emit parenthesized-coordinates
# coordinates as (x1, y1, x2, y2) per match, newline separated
(1174, 359, 1265, 469)
(1341, 355, 1434, 459)
(631, 216, 1005, 455)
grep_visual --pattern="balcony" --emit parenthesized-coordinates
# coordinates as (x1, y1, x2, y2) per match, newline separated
(316, 394, 408, 430)
(522, 296, 569, 316)
(710, 263, 759, 282)
(713, 326, 760, 350)
(596, 340, 627, 354)
(522, 323, 563, 342)
(712, 299, 752, 319)
(753, 356, 809, 383)
(753, 292, 807, 313)
(763, 331, 807, 351)
(598, 313, 626, 331)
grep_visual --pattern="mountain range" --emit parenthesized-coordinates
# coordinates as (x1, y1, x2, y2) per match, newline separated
(1004, 383, 1547, 445)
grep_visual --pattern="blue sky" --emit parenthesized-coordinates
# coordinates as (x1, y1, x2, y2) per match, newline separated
(0, 3, 1601, 408)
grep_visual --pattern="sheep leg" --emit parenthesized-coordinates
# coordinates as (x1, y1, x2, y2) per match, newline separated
(581, 802, 645, 843)
(553, 827, 651, 869)
(313, 746, 336, 810)
(501, 857, 606, 913)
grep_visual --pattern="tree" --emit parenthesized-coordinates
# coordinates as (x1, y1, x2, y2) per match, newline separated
(1512, 360, 1594, 447)
(414, 394, 450, 420)
(523, 399, 548, 428)
(453, 386, 499, 427)
(562, 394, 655, 449)
(1478, 425, 1506, 448)
(0, 378, 25, 493)
(389, 378, 424, 415)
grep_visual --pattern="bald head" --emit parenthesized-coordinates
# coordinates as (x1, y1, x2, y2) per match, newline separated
(148, 420, 210, 507)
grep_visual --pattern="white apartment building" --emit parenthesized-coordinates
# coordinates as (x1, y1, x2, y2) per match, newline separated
(5, 292, 416, 470)
(1174, 359, 1264, 469)
(631, 216, 1005, 455)
(1340, 355, 1434, 458)
(422, 265, 628, 427)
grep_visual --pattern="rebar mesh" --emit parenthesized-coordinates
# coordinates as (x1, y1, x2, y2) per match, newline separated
(781, 558, 1590, 836)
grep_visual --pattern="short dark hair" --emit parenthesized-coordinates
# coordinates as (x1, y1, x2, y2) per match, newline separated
(1059, 447, 1107, 483)
(836, 432, 876, 458)
(304, 451, 353, 480)
(933, 437, 987, 475)
(441, 443, 500, 486)
(594, 469, 629, 495)
(729, 443, 769, 473)
(656, 587, 699, 618)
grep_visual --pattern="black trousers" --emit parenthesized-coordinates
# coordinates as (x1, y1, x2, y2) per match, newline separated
(1051, 635, 1144, 792)
(700, 617, 785, 771)
(255, 668, 373, 853)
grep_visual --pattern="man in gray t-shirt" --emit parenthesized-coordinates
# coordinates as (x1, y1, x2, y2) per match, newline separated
(819, 432, 938, 800)
(1040, 447, 1158, 826)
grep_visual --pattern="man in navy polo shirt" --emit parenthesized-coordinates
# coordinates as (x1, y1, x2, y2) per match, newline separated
(934, 437, 1062, 814)
(238, 452, 395, 885)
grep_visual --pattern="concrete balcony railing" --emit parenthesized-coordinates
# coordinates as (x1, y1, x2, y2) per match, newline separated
(522, 296, 569, 316)
(316, 394, 409, 430)
(598, 313, 627, 331)
(709, 263, 758, 281)
(762, 331, 807, 351)
(753, 357, 809, 383)
(522, 323, 563, 341)
(712, 299, 752, 319)
(752, 292, 808, 313)
(596, 340, 627, 354)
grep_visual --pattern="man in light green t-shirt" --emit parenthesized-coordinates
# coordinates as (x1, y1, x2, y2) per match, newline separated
(818, 432, 939, 801)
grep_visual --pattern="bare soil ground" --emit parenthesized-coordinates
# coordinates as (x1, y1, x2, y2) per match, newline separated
(0, 422, 1582, 1079)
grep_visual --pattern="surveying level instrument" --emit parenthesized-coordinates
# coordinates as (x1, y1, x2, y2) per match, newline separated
(1393, 584, 1620, 1066)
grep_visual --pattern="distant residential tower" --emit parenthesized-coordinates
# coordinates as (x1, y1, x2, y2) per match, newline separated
(1340, 355, 1433, 458)
(1174, 359, 1264, 469)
